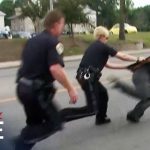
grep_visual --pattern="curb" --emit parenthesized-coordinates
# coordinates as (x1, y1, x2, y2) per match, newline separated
(0, 49, 150, 69)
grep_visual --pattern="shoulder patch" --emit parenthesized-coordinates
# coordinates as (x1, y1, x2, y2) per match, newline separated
(56, 43, 64, 55)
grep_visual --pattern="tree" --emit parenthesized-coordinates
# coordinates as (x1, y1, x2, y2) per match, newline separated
(15, 0, 26, 7)
(119, 0, 126, 40)
(56, 0, 88, 38)
(85, 0, 118, 28)
(19, 0, 50, 32)
(128, 5, 150, 31)
(0, 0, 15, 26)
(125, 0, 134, 22)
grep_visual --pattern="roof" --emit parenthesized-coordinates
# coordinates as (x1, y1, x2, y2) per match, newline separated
(8, 14, 22, 20)
(0, 11, 6, 16)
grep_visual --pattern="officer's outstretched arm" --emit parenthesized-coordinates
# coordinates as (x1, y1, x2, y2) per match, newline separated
(106, 62, 127, 69)
(115, 52, 144, 62)
(50, 64, 78, 104)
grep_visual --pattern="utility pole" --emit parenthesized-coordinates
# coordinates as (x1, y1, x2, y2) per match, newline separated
(50, 0, 54, 11)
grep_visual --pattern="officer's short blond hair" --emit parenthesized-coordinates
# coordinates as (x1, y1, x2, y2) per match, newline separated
(94, 26, 109, 39)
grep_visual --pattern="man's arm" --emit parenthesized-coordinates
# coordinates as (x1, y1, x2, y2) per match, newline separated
(115, 52, 139, 62)
(115, 52, 145, 62)
(50, 64, 78, 103)
(106, 62, 127, 69)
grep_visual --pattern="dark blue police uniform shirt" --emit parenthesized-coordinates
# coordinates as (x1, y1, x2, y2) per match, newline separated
(79, 40, 117, 72)
(17, 30, 64, 82)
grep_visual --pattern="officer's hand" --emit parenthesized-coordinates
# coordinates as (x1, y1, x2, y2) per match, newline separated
(137, 56, 145, 62)
(68, 87, 78, 104)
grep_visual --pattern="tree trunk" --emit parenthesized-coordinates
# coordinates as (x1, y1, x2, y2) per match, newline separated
(70, 23, 74, 39)
(96, 11, 101, 26)
(67, 23, 74, 39)
(33, 18, 43, 33)
(33, 21, 37, 32)
(119, 0, 125, 40)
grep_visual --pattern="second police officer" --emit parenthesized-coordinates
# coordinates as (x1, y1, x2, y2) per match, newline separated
(74, 26, 145, 125)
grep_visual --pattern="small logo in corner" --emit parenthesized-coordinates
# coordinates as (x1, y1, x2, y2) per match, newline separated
(0, 112, 4, 140)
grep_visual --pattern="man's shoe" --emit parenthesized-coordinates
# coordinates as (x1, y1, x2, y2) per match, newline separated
(21, 123, 62, 144)
(95, 117, 111, 125)
(126, 111, 143, 123)
(13, 136, 35, 150)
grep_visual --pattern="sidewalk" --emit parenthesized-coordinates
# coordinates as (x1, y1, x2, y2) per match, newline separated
(0, 49, 150, 69)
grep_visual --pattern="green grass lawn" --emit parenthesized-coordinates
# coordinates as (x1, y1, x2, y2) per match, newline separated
(0, 32, 149, 62)
(0, 38, 26, 62)
(63, 32, 150, 55)
(78, 32, 150, 47)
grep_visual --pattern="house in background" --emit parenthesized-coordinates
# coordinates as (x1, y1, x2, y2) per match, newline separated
(9, 6, 96, 34)
(9, 8, 35, 33)
(0, 11, 6, 29)
(69, 6, 97, 34)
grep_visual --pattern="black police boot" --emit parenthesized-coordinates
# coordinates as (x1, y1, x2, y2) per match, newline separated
(13, 136, 35, 150)
(95, 114, 111, 125)
(127, 110, 144, 123)
(127, 99, 150, 123)
(21, 122, 62, 144)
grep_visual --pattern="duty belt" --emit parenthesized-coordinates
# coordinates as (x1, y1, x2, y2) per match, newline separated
(19, 77, 52, 90)
(76, 66, 101, 82)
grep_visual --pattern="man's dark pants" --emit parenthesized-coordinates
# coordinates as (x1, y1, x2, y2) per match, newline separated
(114, 64, 150, 121)
(129, 65, 150, 119)
(81, 80, 108, 118)
(15, 81, 61, 150)
(15, 78, 109, 149)
(61, 79, 109, 122)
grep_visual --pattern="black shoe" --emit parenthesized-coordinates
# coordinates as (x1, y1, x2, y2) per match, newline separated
(21, 123, 62, 144)
(95, 117, 111, 125)
(13, 136, 35, 150)
(126, 110, 144, 123)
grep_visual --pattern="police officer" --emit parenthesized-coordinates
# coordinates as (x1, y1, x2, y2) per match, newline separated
(15, 10, 78, 150)
(66, 26, 145, 125)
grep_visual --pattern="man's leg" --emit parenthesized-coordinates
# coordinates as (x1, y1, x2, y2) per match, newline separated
(127, 67, 150, 122)
(21, 90, 62, 144)
(60, 81, 96, 122)
(95, 81, 111, 125)
(127, 98, 150, 122)
(113, 80, 140, 99)
(15, 83, 61, 149)
(61, 81, 111, 124)
(60, 107, 95, 122)
(14, 136, 35, 150)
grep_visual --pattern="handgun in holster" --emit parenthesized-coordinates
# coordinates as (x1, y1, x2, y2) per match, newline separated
(76, 66, 101, 83)
(76, 66, 101, 113)
(37, 83, 62, 129)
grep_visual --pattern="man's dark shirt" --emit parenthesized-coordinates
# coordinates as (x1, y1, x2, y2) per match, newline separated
(79, 40, 117, 72)
(17, 30, 64, 82)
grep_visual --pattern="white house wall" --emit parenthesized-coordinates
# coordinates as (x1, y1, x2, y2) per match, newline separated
(67, 7, 96, 34)
(11, 17, 34, 33)
(73, 24, 93, 33)
(0, 16, 5, 29)
(24, 17, 35, 33)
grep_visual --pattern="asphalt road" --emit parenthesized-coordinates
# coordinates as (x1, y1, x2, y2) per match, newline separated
(0, 51, 150, 150)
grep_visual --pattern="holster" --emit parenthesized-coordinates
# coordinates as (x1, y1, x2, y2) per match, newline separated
(76, 66, 101, 114)
(76, 66, 101, 83)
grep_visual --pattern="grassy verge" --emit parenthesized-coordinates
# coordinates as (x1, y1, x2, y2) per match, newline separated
(0, 38, 26, 62)
(78, 32, 150, 48)
(0, 32, 149, 62)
